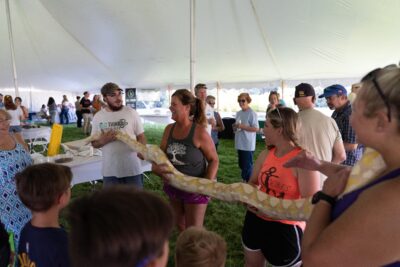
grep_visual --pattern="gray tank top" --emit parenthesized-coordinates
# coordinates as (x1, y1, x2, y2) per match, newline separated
(166, 122, 207, 177)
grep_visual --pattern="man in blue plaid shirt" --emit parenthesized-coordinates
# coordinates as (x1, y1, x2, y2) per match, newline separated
(319, 84, 363, 166)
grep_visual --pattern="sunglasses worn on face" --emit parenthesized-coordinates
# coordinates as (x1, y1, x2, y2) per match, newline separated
(238, 99, 246, 103)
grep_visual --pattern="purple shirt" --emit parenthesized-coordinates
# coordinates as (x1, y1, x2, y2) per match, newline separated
(331, 168, 400, 267)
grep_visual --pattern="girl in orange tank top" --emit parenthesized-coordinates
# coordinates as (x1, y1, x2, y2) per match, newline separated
(242, 107, 320, 267)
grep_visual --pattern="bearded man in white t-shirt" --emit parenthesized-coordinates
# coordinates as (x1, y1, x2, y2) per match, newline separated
(91, 82, 147, 188)
(194, 83, 215, 135)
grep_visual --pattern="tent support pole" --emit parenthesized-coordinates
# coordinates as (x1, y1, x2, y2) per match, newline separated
(281, 80, 286, 100)
(216, 81, 221, 112)
(5, 0, 20, 97)
(167, 84, 172, 106)
(190, 0, 196, 92)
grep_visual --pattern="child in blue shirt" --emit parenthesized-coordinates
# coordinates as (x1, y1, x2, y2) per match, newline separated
(15, 163, 72, 267)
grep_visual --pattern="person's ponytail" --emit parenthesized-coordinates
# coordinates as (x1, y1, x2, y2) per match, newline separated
(193, 98, 207, 127)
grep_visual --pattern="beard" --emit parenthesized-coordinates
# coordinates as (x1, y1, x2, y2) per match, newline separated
(108, 102, 123, 111)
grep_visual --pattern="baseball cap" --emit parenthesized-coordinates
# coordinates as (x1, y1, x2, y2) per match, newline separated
(101, 82, 123, 96)
(294, 83, 315, 98)
(318, 84, 347, 98)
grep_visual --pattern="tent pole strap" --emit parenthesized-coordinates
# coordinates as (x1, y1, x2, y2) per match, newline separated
(190, 0, 196, 92)
(5, 0, 20, 97)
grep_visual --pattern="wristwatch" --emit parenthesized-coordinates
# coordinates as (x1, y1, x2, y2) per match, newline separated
(311, 191, 336, 206)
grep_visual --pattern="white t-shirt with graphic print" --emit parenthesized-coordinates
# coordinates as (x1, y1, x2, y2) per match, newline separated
(91, 106, 144, 178)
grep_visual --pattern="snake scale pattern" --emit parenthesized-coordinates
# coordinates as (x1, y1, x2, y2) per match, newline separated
(88, 131, 385, 221)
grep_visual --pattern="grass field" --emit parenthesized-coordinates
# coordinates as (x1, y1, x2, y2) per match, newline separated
(60, 123, 266, 267)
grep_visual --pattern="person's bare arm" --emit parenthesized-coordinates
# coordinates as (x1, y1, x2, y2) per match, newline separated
(197, 126, 219, 180)
(136, 132, 146, 145)
(151, 124, 173, 180)
(91, 130, 116, 148)
(344, 142, 358, 152)
(238, 124, 259, 132)
(284, 150, 349, 179)
(215, 113, 225, 132)
(248, 149, 268, 187)
(297, 168, 320, 197)
(332, 140, 346, 164)
(302, 173, 400, 266)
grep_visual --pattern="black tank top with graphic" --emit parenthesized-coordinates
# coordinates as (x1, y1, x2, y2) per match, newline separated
(166, 122, 207, 177)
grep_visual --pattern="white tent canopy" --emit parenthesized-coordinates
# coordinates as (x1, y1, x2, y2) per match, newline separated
(1, 0, 399, 93)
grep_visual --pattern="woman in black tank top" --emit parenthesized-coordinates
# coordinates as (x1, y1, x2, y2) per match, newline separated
(152, 89, 218, 231)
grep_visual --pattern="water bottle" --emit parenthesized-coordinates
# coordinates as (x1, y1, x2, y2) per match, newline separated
(236, 119, 241, 132)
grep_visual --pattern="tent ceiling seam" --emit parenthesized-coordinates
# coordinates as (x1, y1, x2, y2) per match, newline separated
(16, 0, 49, 84)
(249, 0, 282, 79)
(38, 0, 120, 84)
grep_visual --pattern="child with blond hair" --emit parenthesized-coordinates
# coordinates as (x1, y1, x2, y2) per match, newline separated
(175, 226, 227, 267)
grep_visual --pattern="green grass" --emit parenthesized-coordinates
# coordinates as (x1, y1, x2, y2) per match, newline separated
(60, 123, 266, 267)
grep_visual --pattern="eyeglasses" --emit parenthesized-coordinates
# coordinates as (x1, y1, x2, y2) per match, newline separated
(207, 102, 215, 105)
(238, 99, 246, 103)
(362, 63, 399, 122)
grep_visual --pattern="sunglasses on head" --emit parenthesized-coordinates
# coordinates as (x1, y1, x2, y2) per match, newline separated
(361, 63, 399, 122)
(266, 108, 284, 128)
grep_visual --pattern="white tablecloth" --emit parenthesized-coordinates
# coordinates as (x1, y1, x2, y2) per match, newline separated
(61, 139, 152, 186)
(60, 155, 152, 186)
(22, 127, 51, 141)
(22, 127, 52, 153)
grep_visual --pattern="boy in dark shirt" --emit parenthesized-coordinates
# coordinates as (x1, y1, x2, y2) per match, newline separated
(15, 163, 72, 267)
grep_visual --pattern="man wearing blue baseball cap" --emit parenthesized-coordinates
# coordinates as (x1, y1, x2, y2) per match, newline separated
(319, 84, 362, 166)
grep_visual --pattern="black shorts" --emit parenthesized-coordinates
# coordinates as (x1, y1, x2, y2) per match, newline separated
(242, 211, 302, 267)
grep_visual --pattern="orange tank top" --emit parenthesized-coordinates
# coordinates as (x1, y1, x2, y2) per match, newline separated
(256, 146, 305, 228)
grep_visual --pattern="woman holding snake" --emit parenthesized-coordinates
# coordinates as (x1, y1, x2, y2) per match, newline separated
(242, 107, 320, 267)
(285, 64, 400, 266)
(152, 89, 218, 231)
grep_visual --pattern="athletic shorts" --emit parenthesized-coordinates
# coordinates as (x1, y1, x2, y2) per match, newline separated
(163, 184, 209, 204)
(242, 211, 302, 267)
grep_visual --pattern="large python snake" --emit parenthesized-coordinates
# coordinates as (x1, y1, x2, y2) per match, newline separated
(88, 131, 385, 221)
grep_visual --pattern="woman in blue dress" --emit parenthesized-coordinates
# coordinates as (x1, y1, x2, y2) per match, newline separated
(0, 109, 32, 250)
